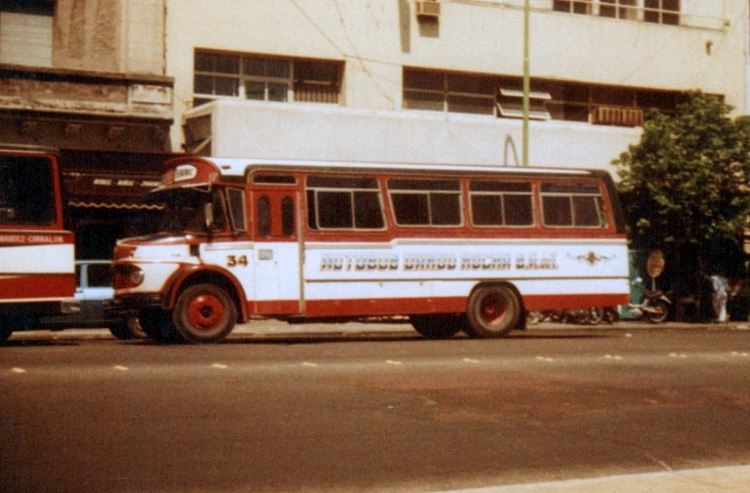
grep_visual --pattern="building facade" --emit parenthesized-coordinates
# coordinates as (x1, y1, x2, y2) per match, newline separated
(0, 0, 172, 259)
(168, 0, 748, 170)
(1, 0, 749, 258)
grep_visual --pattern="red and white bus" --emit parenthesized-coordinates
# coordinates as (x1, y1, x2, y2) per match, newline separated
(110, 156, 630, 343)
(0, 146, 78, 342)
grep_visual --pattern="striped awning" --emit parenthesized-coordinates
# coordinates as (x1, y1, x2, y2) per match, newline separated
(64, 171, 164, 210)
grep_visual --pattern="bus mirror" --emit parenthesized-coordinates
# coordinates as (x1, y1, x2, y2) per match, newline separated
(204, 202, 214, 231)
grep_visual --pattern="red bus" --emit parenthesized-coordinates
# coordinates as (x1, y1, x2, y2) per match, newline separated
(110, 156, 630, 343)
(0, 146, 78, 342)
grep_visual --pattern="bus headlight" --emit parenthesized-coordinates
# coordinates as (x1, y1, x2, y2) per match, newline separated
(114, 264, 144, 289)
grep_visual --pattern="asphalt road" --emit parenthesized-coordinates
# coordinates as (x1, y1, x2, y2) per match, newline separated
(2, 323, 750, 493)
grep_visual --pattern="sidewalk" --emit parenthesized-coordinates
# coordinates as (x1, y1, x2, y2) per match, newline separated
(448, 465, 750, 493)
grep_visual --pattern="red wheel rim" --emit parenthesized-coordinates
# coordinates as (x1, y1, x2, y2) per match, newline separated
(479, 293, 508, 326)
(186, 294, 224, 331)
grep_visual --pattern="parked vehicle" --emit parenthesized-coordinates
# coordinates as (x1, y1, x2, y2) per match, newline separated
(0, 146, 77, 343)
(625, 279, 671, 323)
(38, 260, 142, 339)
(527, 307, 605, 325)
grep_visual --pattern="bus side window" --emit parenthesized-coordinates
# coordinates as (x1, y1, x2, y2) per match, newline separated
(306, 176, 384, 230)
(281, 196, 295, 237)
(470, 181, 533, 227)
(257, 195, 271, 237)
(388, 179, 461, 226)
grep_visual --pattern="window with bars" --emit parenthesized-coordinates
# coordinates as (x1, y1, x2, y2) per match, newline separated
(552, 0, 679, 24)
(194, 51, 342, 107)
(403, 67, 688, 127)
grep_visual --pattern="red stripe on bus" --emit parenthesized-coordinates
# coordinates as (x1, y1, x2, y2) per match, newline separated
(0, 275, 76, 299)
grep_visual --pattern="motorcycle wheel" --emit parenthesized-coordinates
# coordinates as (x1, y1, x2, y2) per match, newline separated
(646, 299, 669, 323)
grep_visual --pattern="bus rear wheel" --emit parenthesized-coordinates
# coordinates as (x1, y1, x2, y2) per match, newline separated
(410, 314, 463, 339)
(466, 285, 521, 338)
(173, 284, 236, 343)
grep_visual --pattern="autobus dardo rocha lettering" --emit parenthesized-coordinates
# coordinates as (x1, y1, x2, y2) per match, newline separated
(0, 146, 78, 342)
(109, 156, 630, 343)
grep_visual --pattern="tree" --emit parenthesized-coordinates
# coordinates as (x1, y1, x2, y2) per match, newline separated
(614, 91, 750, 283)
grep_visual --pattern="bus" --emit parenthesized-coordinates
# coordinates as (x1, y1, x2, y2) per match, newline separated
(109, 156, 630, 343)
(0, 146, 78, 342)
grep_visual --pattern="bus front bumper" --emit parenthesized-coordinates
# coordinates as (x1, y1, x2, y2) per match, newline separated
(105, 294, 163, 318)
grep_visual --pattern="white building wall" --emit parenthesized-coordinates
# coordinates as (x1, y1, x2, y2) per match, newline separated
(189, 99, 640, 172)
(165, 0, 748, 172)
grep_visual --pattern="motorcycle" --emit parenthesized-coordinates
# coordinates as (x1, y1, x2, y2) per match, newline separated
(626, 285, 672, 323)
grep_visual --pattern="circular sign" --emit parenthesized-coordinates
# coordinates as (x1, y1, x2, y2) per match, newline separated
(646, 250, 665, 278)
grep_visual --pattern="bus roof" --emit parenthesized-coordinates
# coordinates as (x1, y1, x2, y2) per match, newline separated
(177, 156, 598, 179)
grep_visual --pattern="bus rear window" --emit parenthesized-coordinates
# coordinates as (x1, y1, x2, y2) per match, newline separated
(0, 155, 56, 225)
(388, 179, 461, 226)
(541, 181, 607, 228)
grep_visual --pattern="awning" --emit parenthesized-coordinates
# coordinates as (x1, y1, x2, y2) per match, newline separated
(64, 171, 164, 210)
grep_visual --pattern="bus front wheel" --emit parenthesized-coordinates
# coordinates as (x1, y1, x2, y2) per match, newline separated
(466, 285, 521, 338)
(173, 284, 236, 343)
(140, 308, 182, 344)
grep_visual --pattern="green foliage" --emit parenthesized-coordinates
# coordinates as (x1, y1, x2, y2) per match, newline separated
(614, 92, 750, 261)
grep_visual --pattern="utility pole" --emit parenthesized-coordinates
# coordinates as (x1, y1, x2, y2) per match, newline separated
(522, 0, 530, 166)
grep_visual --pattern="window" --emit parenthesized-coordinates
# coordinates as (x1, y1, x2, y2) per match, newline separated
(281, 196, 295, 237)
(0, 155, 56, 225)
(194, 51, 342, 107)
(403, 68, 685, 126)
(541, 182, 607, 228)
(553, 0, 590, 14)
(403, 70, 495, 115)
(227, 188, 247, 232)
(86, 263, 113, 289)
(257, 195, 271, 237)
(0, 1, 54, 67)
(644, 0, 679, 25)
(470, 181, 534, 227)
(600, 0, 637, 20)
(553, 0, 680, 25)
(306, 176, 385, 230)
(388, 179, 461, 226)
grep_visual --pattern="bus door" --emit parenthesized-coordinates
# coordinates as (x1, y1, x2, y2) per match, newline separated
(250, 186, 303, 315)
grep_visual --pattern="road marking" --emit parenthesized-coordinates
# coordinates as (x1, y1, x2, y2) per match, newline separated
(301, 362, 319, 367)
(535, 356, 554, 362)
(731, 351, 749, 357)
(10, 367, 26, 374)
(386, 360, 403, 366)
(669, 352, 688, 358)
(113, 365, 129, 371)
(604, 354, 623, 360)
(211, 363, 228, 370)
(462, 358, 480, 364)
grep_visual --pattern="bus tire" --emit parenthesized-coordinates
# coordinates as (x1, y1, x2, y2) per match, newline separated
(410, 314, 463, 339)
(173, 284, 236, 343)
(140, 308, 182, 344)
(108, 322, 132, 340)
(466, 285, 521, 338)
(0, 325, 11, 344)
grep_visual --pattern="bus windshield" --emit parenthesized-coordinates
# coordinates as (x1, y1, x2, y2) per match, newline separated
(152, 188, 226, 235)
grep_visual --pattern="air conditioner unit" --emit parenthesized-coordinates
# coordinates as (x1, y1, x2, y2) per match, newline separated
(622, 109, 645, 127)
(592, 106, 623, 125)
(416, 0, 440, 20)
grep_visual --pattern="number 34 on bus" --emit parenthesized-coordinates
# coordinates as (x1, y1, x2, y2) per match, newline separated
(108, 156, 630, 343)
